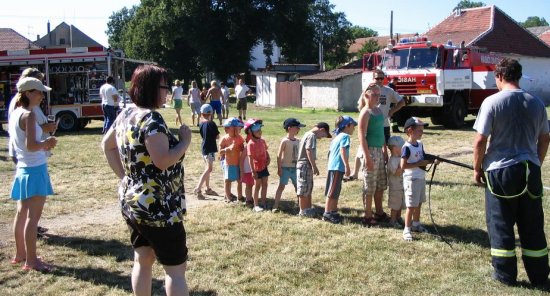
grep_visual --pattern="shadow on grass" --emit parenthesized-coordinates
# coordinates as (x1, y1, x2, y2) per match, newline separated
(43, 233, 217, 294)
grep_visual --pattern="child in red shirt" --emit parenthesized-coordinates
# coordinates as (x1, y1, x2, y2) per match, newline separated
(244, 119, 270, 212)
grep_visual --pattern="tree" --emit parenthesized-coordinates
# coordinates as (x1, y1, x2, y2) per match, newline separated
(520, 16, 549, 28)
(356, 39, 382, 59)
(349, 25, 378, 39)
(454, 0, 485, 10)
(105, 6, 136, 50)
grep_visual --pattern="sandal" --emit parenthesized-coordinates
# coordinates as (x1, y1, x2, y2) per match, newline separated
(22, 259, 53, 273)
(362, 216, 378, 227)
(204, 188, 218, 196)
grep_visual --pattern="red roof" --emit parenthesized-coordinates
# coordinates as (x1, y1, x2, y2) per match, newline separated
(425, 6, 550, 57)
(0, 28, 40, 51)
(540, 31, 550, 47)
(348, 34, 416, 54)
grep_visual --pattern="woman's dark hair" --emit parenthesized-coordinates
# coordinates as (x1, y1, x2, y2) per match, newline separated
(494, 58, 522, 82)
(129, 65, 168, 109)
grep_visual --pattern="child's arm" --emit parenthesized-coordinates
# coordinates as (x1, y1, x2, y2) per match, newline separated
(358, 107, 373, 170)
(400, 156, 431, 169)
(219, 138, 227, 160)
(340, 146, 350, 177)
(306, 149, 319, 175)
(240, 143, 247, 175)
(389, 159, 403, 176)
(276, 140, 285, 177)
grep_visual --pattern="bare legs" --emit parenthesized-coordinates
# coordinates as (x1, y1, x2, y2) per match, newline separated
(175, 108, 182, 126)
(132, 247, 189, 296)
(195, 159, 213, 193)
(13, 196, 46, 268)
(253, 177, 268, 207)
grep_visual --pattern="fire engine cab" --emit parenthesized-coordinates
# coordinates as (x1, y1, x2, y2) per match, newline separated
(0, 46, 128, 131)
(362, 36, 502, 128)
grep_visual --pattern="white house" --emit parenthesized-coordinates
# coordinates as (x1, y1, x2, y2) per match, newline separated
(300, 68, 362, 111)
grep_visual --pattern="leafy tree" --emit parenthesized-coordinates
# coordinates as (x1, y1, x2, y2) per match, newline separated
(356, 39, 382, 59)
(349, 25, 378, 39)
(520, 16, 549, 28)
(454, 0, 485, 10)
(106, 6, 136, 50)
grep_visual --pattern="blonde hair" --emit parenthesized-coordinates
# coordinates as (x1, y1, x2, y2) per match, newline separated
(174, 79, 181, 86)
(210, 80, 218, 87)
(357, 83, 380, 110)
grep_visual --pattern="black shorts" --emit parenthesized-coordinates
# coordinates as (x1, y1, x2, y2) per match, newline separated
(256, 168, 270, 178)
(124, 215, 188, 266)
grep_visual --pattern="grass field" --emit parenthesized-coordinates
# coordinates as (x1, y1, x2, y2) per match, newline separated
(1, 105, 549, 295)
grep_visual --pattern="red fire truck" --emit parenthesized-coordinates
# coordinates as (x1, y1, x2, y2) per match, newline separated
(362, 36, 509, 128)
(0, 46, 129, 131)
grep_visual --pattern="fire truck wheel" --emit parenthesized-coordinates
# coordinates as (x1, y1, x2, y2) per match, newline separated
(57, 112, 78, 132)
(443, 94, 466, 129)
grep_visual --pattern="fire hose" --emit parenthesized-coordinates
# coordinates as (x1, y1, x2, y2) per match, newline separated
(423, 154, 474, 248)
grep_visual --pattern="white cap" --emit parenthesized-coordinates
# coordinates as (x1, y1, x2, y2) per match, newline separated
(17, 77, 52, 92)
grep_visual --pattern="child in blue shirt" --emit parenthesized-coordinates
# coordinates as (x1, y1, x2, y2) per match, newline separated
(323, 115, 357, 224)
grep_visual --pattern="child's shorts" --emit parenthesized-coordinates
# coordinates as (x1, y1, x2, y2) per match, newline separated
(404, 177, 426, 208)
(361, 147, 387, 196)
(224, 164, 240, 182)
(279, 166, 297, 186)
(297, 162, 313, 196)
(388, 190, 406, 211)
(11, 163, 54, 200)
(325, 170, 344, 199)
(241, 172, 254, 186)
(203, 153, 215, 163)
(256, 168, 270, 178)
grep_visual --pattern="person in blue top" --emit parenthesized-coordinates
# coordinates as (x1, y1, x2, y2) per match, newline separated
(194, 104, 220, 199)
(323, 115, 357, 224)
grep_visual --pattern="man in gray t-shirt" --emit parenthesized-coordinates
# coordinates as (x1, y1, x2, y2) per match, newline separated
(473, 58, 550, 286)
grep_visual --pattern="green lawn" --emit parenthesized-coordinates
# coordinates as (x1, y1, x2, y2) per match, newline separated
(0, 105, 549, 295)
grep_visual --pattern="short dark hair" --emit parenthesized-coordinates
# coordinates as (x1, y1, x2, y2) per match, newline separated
(494, 58, 522, 82)
(106, 76, 115, 84)
(128, 65, 168, 109)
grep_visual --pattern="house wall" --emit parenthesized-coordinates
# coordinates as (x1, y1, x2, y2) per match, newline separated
(505, 54, 550, 105)
(302, 81, 340, 109)
(338, 74, 363, 111)
(255, 74, 277, 106)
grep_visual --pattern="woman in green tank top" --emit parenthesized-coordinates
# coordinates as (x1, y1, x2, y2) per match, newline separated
(357, 83, 388, 227)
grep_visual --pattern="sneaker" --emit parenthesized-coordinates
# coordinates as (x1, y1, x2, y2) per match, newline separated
(298, 207, 316, 218)
(403, 229, 413, 241)
(322, 212, 342, 224)
(412, 223, 430, 233)
(204, 188, 218, 196)
(238, 196, 246, 202)
(245, 199, 254, 208)
(194, 189, 205, 200)
(253, 206, 264, 212)
(362, 216, 378, 227)
(389, 220, 403, 229)
(374, 212, 390, 223)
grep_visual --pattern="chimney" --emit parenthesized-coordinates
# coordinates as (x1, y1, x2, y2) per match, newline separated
(37, 34, 40, 41)
(47, 21, 51, 45)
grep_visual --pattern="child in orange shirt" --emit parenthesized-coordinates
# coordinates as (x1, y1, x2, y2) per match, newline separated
(244, 118, 270, 212)
(219, 117, 245, 203)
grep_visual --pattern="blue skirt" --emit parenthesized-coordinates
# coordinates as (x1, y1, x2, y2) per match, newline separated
(11, 163, 54, 201)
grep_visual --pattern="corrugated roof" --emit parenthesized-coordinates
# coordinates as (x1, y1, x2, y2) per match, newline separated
(299, 68, 361, 81)
(0, 28, 40, 51)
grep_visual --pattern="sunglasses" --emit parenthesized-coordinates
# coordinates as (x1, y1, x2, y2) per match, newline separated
(374, 77, 384, 80)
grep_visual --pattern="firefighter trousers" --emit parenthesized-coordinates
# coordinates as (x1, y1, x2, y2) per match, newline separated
(485, 161, 549, 285)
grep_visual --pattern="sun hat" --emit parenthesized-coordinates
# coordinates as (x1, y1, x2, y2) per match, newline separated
(243, 118, 263, 133)
(403, 117, 428, 130)
(250, 122, 263, 132)
(200, 104, 213, 114)
(223, 117, 244, 127)
(387, 136, 405, 147)
(17, 77, 51, 93)
(283, 118, 306, 129)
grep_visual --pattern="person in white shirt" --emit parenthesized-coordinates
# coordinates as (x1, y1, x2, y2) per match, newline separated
(220, 82, 230, 119)
(235, 79, 251, 120)
(172, 79, 184, 125)
(100, 76, 120, 134)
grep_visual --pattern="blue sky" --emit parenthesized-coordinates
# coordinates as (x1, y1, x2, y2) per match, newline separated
(1, 0, 548, 48)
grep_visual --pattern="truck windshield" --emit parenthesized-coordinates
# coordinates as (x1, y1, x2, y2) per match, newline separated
(382, 47, 439, 70)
